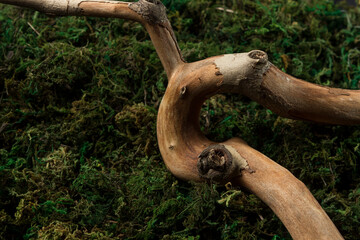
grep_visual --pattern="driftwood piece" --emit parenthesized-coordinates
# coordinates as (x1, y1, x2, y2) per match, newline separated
(2, 0, 359, 239)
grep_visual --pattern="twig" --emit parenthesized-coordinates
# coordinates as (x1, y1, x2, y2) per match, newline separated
(27, 21, 40, 36)
(0, 123, 9, 134)
(216, 7, 235, 14)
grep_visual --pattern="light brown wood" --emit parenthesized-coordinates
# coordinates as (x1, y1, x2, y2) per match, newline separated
(157, 54, 344, 239)
(79, 1, 143, 21)
(229, 138, 343, 240)
(0, 0, 133, 16)
(0, 0, 184, 78)
(234, 65, 360, 125)
(1, 0, 357, 239)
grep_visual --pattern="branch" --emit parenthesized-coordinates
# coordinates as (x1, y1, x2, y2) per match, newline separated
(0, 0, 185, 78)
(3, 1, 358, 123)
(195, 140, 341, 239)
(0, 0, 138, 18)
(214, 51, 360, 125)
(229, 138, 343, 240)
(1, 1, 354, 238)
(157, 51, 344, 239)
(131, 0, 185, 78)
(260, 66, 360, 125)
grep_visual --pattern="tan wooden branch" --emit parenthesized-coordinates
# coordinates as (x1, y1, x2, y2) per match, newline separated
(231, 64, 360, 125)
(0, 0, 184, 77)
(157, 52, 344, 239)
(3, 0, 359, 239)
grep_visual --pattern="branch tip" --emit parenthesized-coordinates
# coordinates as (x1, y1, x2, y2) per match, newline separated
(248, 50, 267, 61)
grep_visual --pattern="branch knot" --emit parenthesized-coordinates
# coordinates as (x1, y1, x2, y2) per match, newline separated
(197, 145, 233, 183)
(129, 0, 168, 25)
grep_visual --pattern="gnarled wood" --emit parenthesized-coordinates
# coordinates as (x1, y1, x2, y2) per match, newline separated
(157, 51, 344, 239)
(1, 0, 357, 239)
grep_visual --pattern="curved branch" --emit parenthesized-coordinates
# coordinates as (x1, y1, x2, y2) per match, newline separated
(130, 0, 185, 78)
(0, 0, 185, 78)
(229, 138, 343, 240)
(0, 0, 139, 19)
(216, 58, 360, 125)
(1, 1, 354, 238)
(4, 0, 358, 123)
(157, 51, 344, 239)
(259, 66, 360, 125)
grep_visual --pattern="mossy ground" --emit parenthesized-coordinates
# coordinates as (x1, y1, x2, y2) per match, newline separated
(0, 0, 359, 239)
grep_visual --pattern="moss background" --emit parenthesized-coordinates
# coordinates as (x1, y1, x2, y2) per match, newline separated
(0, 0, 359, 239)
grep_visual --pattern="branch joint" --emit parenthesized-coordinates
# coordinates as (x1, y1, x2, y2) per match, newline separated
(129, 0, 167, 25)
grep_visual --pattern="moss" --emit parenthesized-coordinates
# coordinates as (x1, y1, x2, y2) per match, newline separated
(0, 0, 359, 239)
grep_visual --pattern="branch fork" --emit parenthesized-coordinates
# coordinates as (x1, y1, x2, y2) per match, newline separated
(2, 0, 358, 239)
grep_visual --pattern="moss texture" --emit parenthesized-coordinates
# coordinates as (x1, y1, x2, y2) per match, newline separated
(0, 0, 359, 239)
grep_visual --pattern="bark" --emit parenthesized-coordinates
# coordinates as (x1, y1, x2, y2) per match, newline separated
(2, 0, 358, 239)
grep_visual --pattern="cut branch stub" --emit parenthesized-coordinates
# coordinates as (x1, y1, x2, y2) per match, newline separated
(197, 144, 248, 183)
(248, 50, 268, 73)
(248, 49, 267, 61)
(197, 144, 233, 182)
(214, 50, 270, 93)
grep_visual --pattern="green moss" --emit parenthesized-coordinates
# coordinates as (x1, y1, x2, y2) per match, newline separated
(0, 0, 359, 239)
